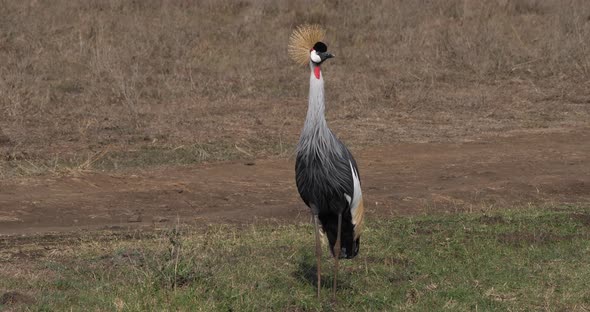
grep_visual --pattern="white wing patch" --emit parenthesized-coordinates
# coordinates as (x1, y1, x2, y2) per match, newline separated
(344, 194, 352, 204)
(344, 161, 364, 238)
(349, 161, 362, 224)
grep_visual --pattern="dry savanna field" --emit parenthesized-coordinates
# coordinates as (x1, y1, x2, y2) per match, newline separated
(1, 0, 590, 310)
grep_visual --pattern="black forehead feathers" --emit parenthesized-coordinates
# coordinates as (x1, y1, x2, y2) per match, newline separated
(313, 42, 327, 52)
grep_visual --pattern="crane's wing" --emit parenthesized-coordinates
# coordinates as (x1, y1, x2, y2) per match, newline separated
(342, 150, 364, 239)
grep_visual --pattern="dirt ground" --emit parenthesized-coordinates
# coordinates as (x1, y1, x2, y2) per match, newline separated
(2, 1, 590, 239)
(1, 128, 588, 236)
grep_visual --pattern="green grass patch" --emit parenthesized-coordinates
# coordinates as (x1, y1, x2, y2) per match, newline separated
(2, 206, 590, 311)
(0, 143, 244, 177)
(0, 140, 293, 177)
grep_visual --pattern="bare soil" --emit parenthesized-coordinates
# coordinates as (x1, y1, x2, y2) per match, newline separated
(1, 1, 589, 237)
(1, 128, 588, 236)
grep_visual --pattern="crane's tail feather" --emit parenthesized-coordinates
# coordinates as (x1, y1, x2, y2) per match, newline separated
(353, 196, 365, 239)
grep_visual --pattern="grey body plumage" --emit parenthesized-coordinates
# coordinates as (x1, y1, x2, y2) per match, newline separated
(295, 62, 361, 259)
(289, 27, 365, 299)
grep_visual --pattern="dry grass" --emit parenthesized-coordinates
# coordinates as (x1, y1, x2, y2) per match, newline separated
(1, 0, 589, 175)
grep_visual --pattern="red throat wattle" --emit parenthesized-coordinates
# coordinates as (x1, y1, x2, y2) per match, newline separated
(314, 66, 321, 79)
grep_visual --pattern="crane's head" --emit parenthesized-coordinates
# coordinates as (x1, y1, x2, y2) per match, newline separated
(309, 42, 334, 65)
(289, 24, 334, 66)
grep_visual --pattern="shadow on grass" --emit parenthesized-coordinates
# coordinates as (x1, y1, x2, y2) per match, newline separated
(293, 251, 318, 287)
(292, 249, 352, 290)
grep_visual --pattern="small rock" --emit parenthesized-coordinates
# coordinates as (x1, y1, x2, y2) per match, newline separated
(127, 215, 141, 223)
(152, 216, 169, 223)
(1, 291, 34, 305)
(0, 127, 9, 143)
(0, 134, 10, 145)
(104, 225, 124, 230)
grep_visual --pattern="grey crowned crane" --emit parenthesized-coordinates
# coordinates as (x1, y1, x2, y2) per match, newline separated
(289, 25, 365, 299)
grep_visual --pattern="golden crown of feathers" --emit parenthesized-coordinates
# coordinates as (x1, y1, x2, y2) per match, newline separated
(288, 24, 326, 65)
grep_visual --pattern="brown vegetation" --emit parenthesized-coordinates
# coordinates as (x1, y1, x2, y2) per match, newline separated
(1, 0, 590, 176)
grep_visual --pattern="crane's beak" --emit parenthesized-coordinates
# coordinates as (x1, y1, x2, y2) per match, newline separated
(319, 52, 334, 61)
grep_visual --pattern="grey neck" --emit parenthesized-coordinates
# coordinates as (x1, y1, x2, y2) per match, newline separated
(296, 62, 339, 158)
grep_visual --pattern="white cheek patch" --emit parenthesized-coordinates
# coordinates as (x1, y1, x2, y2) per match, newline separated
(310, 50, 321, 63)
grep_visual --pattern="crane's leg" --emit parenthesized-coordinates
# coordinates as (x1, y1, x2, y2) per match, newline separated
(313, 214, 322, 299)
(332, 213, 342, 301)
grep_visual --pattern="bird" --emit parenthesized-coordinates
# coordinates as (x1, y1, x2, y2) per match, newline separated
(289, 25, 365, 300)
